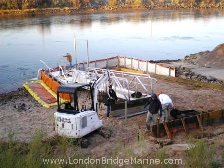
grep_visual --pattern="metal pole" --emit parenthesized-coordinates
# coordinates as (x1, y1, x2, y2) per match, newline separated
(156, 118, 160, 138)
(96, 103, 98, 114)
(151, 20, 152, 37)
(74, 36, 78, 69)
(125, 101, 127, 122)
(87, 40, 89, 69)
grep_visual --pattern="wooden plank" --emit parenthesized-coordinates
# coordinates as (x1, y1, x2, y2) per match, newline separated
(156, 118, 160, 138)
(196, 115, 203, 131)
(163, 122, 172, 139)
(117, 110, 148, 119)
(181, 118, 188, 134)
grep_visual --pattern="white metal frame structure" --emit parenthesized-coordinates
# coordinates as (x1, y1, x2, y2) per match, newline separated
(86, 68, 157, 110)
(38, 60, 157, 110)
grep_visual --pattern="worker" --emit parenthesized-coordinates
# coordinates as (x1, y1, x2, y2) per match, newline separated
(63, 53, 72, 68)
(144, 93, 162, 131)
(64, 102, 74, 110)
(158, 92, 173, 121)
(106, 85, 118, 118)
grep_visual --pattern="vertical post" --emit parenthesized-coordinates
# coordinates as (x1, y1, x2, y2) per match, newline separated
(151, 78, 153, 94)
(151, 20, 153, 37)
(124, 57, 127, 68)
(87, 40, 89, 69)
(137, 125, 140, 141)
(174, 68, 176, 77)
(156, 118, 160, 138)
(125, 101, 127, 123)
(96, 103, 98, 114)
(169, 67, 171, 77)
(117, 56, 120, 67)
(106, 58, 108, 69)
(138, 60, 140, 71)
(131, 58, 133, 69)
(196, 115, 203, 131)
(155, 63, 157, 74)
(163, 121, 172, 139)
(146, 61, 148, 73)
(181, 118, 188, 134)
(74, 36, 78, 69)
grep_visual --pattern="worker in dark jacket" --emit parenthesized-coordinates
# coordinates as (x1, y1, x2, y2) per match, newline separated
(144, 93, 162, 131)
(106, 85, 118, 118)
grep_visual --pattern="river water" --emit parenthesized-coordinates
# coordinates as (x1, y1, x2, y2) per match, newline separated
(0, 9, 224, 93)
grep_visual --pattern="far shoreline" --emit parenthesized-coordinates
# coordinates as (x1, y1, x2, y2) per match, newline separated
(0, 6, 224, 18)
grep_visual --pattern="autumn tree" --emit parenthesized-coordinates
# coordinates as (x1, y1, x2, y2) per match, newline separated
(189, 0, 195, 7)
(70, 0, 81, 8)
(158, 0, 165, 5)
(133, 0, 142, 6)
(108, 0, 117, 6)
(0, 0, 18, 9)
(171, 0, 179, 5)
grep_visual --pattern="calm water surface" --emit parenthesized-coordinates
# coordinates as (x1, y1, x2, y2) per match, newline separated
(1, 9, 224, 93)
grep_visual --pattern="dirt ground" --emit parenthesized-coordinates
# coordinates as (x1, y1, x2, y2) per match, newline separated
(1, 77, 224, 166)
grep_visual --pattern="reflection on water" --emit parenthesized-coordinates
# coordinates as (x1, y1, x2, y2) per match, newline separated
(1, 9, 224, 93)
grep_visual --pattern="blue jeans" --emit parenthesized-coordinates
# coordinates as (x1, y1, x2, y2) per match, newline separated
(161, 103, 173, 121)
(107, 105, 111, 117)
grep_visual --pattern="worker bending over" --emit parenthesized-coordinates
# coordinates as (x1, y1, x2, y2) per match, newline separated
(144, 93, 162, 131)
(158, 93, 173, 122)
(145, 92, 174, 131)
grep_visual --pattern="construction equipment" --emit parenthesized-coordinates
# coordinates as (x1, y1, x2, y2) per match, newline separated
(54, 83, 103, 138)
(54, 68, 156, 138)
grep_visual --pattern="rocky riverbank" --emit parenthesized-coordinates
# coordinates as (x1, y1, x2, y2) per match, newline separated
(167, 43, 224, 84)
